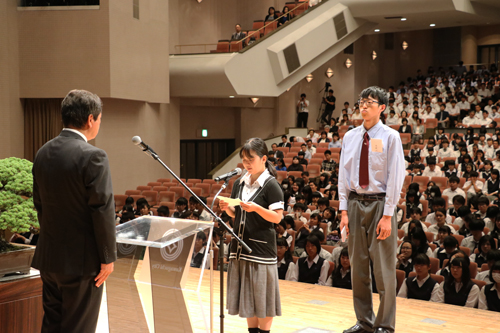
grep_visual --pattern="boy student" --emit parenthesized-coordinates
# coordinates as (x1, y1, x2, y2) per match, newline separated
(448, 195, 465, 218)
(328, 133, 342, 149)
(287, 202, 309, 223)
(321, 150, 337, 174)
(475, 249, 500, 284)
(444, 160, 458, 178)
(188, 196, 212, 221)
(480, 160, 493, 180)
(300, 143, 312, 161)
(286, 195, 312, 214)
(485, 138, 496, 159)
(461, 217, 486, 253)
(433, 236, 459, 268)
(463, 171, 484, 202)
(442, 176, 466, 206)
(437, 139, 454, 158)
(397, 253, 441, 302)
(425, 198, 452, 225)
(422, 158, 443, 177)
(408, 164, 422, 177)
(432, 226, 451, 248)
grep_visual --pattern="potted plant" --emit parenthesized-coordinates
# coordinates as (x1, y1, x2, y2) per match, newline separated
(0, 157, 39, 277)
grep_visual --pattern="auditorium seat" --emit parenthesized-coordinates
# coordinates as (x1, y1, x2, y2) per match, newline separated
(203, 179, 217, 184)
(125, 190, 141, 196)
(459, 246, 471, 257)
(312, 153, 323, 159)
(397, 229, 405, 239)
(425, 119, 438, 130)
(162, 182, 176, 190)
(156, 178, 170, 183)
(425, 232, 435, 243)
(413, 176, 430, 193)
(188, 179, 202, 185)
(207, 197, 219, 208)
(431, 176, 448, 189)
(292, 142, 303, 147)
(306, 164, 321, 178)
(263, 21, 278, 36)
(330, 148, 341, 154)
(396, 269, 405, 294)
(147, 182, 162, 187)
(195, 183, 211, 197)
(114, 194, 128, 212)
(403, 175, 412, 189)
(420, 200, 428, 217)
(136, 185, 152, 192)
(330, 200, 339, 210)
(276, 171, 287, 182)
(429, 257, 439, 274)
(288, 171, 302, 179)
(316, 147, 327, 154)
(187, 187, 202, 198)
(158, 191, 175, 203)
(283, 158, 293, 166)
(252, 20, 264, 33)
(211, 184, 226, 196)
(472, 279, 486, 290)
(400, 133, 411, 145)
(290, 147, 301, 153)
(230, 40, 243, 52)
(142, 190, 158, 207)
(170, 187, 185, 200)
(210, 40, 230, 53)
(317, 142, 329, 148)
(152, 186, 168, 192)
(277, 147, 290, 154)
(286, 152, 296, 158)
(309, 158, 322, 165)
(327, 261, 335, 277)
(158, 201, 175, 211)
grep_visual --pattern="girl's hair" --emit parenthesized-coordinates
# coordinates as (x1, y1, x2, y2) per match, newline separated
(305, 234, 322, 257)
(240, 137, 277, 178)
(276, 237, 293, 262)
(277, 158, 285, 166)
(310, 213, 321, 223)
(445, 256, 471, 291)
(283, 215, 295, 230)
(414, 253, 431, 266)
(196, 231, 207, 245)
(428, 185, 442, 197)
(409, 227, 429, 254)
(406, 190, 418, 202)
(301, 185, 313, 204)
(399, 241, 417, 261)
(479, 235, 494, 254)
(408, 183, 420, 194)
(434, 207, 447, 217)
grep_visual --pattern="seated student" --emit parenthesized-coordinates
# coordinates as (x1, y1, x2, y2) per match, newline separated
(291, 234, 330, 285)
(287, 202, 308, 223)
(398, 253, 441, 302)
(455, 206, 472, 231)
(427, 208, 458, 239)
(299, 230, 333, 262)
(484, 169, 500, 202)
(475, 196, 491, 223)
(275, 158, 287, 171)
(191, 231, 209, 268)
(463, 171, 484, 202)
(117, 197, 134, 214)
(172, 197, 188, 218)
(287, 194, 312, 214)
(425, 198, 452, 225)
(397, 240, 417, 277)
(442, 176, 466, 207)
(462, 217, 486, 253)
(328, 247, 352, 289)
(328, 133, 342, 149)
(400, 218, 427, 238)
(408, 164, 422, 177)
(310, 192, 322, 213)
(321, 150, 336, 175)
(478, 260, 500, 311)
(481, 160, 494, 180)
(275, 219, 293, 248)
(157, 205, 170, 217)
(470, 235, 495, 269)
(443, 160, 458, 178)
(438, 256, 480, 307)
(283, 215, 295, 231)
(324, 208, 340, 246)
(422, 158, 443, 177)
(448, 195, 465, 218)
(404, 190, 423, 219)
(276, 237, 296, 281)
(136, 200, 153, 217)
(119, 211, 135, 225)
(408, 227, 434, 258)
(116, 204, 135, 224)
(476, 250, 500, 284)
(432, 225, 452, 248)
(438, 139, 454, 158)
(297, 151, 309, 167)
(433, 235, 459, 268)
(287, 156, 304, 172)
(179, 209, 193, 219)
(188, 196, 212, 221)
(437, 249, 468, 279)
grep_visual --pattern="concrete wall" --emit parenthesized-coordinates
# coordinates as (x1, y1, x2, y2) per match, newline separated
(0, 0, 23, 159)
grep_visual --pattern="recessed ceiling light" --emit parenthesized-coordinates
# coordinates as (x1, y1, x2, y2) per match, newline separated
(229, 96, 234, 98)
(401, 18, 407, 21)
(430, 23, 436, 27)
(374, 29, 380, 32)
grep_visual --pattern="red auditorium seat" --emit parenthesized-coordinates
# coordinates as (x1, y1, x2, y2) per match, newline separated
(263, 21, 277, 36)
(286, 152, 296, 158)
(156, 178, 170, 183)
(306, 165, 321, 178)
(170, 187, 185, 200)
(125, 190, 141, 196)
(288, 171, 302, 179)
(290, 147, 301, 153)
(211, 184, 226, 196)
(277, 147, 290, 154)
(309, 158, 322, 165)
(195, 183, 211, 197)
(158, 191, 175, 203)
(147, 182, 162, 187)
(425, 119, 438, 130)
(317, 143, 329, 148)
(188, 179, 202, 185)
(142, 191, 158, 206)
(187, 187, 202, 198)
(152, 186, 168, 192)
(114, 194, 128, 212)
(400, 133, 411, 145)
(203, 179, 217, 184)
(158, 201, 175, 211)
(230, 40, 243, 52)
(413, 176, 430, 193)
(330, 148, 341, 154)
(136, 185, 152, 192)
(252, 20, 264, 32)
(431, 176, 448, 189)
(210, 40, 230, 53)
(276, 171, 287, 182)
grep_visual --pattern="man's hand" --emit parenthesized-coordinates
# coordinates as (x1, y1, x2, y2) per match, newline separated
(95, 262, 114, 288)
(340, 211, 349, 238)
(376, 215, 392, 240)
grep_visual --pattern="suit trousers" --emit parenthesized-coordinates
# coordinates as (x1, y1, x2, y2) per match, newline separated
(347, 193, 397, 332)
(40, 271, 103, 333)
(297, 112, 309, 128)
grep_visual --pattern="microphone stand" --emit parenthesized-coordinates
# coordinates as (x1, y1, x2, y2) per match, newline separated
(137, 144, 250, 333)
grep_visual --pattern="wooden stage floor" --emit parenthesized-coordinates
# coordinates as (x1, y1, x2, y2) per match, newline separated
(98, 267, 500, 333)
(192, 269, 500, 333)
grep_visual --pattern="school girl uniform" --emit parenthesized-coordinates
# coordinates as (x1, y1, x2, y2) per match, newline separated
(438, 281, 480, 307)
(227, 169, 284, 318)
(291, 254, 330, 285)
(330, 267, 352, 289)
(277, 256, 295, 281)
(478, 283, 500, 311)
(397, 274, 441, 302)
(191, 246, 209, 268)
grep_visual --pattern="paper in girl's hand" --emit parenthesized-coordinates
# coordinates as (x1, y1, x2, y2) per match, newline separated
(219, 198, 243, 207)
(341, 227, 347, 242)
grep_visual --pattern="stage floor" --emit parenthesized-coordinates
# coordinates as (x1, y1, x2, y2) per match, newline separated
(97, 268, 500, 333)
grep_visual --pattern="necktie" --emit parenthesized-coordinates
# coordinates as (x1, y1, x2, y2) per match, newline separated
(359, 132, 369, 189)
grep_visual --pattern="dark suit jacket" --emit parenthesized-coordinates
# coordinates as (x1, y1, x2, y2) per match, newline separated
(274, 150, 284, 159)
(277, 142, 291, 148)
(32, 130, 117, 276)
(399, 125, 411, 133)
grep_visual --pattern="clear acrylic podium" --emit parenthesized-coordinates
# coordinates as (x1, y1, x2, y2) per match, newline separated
(106, 216, 214, 333)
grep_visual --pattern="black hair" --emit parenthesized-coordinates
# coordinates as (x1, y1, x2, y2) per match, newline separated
(443, 235, 459, 249)
(295, 194, 305, 201)
(324, 150, 332, 155)
(434, 207, 447, 217)
(470, 171, 479, 178)
(359, 86, 389, 109)
(399, 240, 417, 261)
(408, 183, 420, 194)
(157, 205, 170, 217)
(125, 197, 134, 205)
(136, 197, 149, 208)
(301, 185, 313, 204)
(179, 209, 193, 219)
(240, 137, 277, 178)
(414, 253, 431, 266)
(479, 235, 494, 254)
(176, 197, 188, 207)
(120, 211, 135, 223)
(409, 227, 429, 254)
(121, 204, 134, 213)
(283, 215, 295, 230)
(61, 90, 103, 129)
(189, 195, 207, 205)
(432, 196, 445, 207)
(477, 196, 490, 206)
(469, 217, 485, 231)
(489, 260, 500, 283)
(276, 237, 293, 262)
(452, 195, 465, 207)
(293, 202, 307, 212)
(317, 197, 330, 207)
(487, 249, 500, 262)
(445, 256, 471, 288)
(457, 206, 471, 217)
(305, 234, 322, 257)
(438, 225, 452, 235)
(302, 171, 310, 177)
(310, 213, 321, 222)
(277, 219, 288, 231)
(448, 175, 460, 184)
(409, 207, 422, 215)
(281, 135, 288, 139)
(196, 230, 207, 245)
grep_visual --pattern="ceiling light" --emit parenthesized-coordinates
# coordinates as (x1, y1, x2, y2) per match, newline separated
(372, 51, 377, 60)
(374, 29, 380, 32)
(402, 41, 409, 50)
(345, 58, 352, 69)
(229, 96, 235, 98)
(250, 98, 259, 104)
(401, 18, 407, 21)
(325, 68, 334, 78)
(305, 74, 314, 83)
(430, 23, 436, 27)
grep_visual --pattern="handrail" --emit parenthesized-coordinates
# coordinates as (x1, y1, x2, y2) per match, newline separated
(237, 1, 310, 47)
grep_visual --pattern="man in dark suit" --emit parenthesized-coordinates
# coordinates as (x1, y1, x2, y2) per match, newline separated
(277, 135, 292, 148)
(271, 143, 285, 159)
(230, 24, 246, 47)
(32, 89, 116, 333)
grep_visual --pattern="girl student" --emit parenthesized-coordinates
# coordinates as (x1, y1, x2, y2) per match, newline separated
(291, 234, 330, 285)
(439, 256, 480, 307)
(276, 237, 295, 281)
(478, 260, 500, 311)
(219, 137, 284, 333)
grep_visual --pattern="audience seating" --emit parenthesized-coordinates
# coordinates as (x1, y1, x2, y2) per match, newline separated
(188, 179, 202, 185)
(203, 179, 217, 184)
(429, 257, 439, 274)
(156, 178, 170, 183)
(327, 261, 335, 277)
(125, 190, 141, 196)
(136, 185, 152, 192)
(142, 191, 158, 207)
(162, 183, 176, 190)
(480, 263, 489, 272)
(195, 183, 211, 197)
(147, 182, 162, 187)
(188, 187, 203, 198)
(283, 158, 293, 165)
(288, 171, 303, 179)
(170, 187, 185, 200)
(114, 194, 128, 212)
(306, 165, 321, 178)
(472, 279, 487, 290)
(413, 176, 429, 193)
(310, 158, 323, 165)
(459, 246, 471, 257)
(230, 40, 243, 52)
(211, 40, 230, 53)
(129, 195, 145, 206)
(425, 119, 438, 129)
(425, 232, 435, 243)
(400, 133, 411, 145)
(286, 152, 296, 158)
(276, 171, 287, 182)
(211, 184, 226, 196)
(396, 269, 406, 293)
(158, 191, 175, 203)
(152, 186, 169, 192)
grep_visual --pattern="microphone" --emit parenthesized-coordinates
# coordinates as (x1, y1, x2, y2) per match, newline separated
(214, 168, 242, 182)
(132, 136, 157, 159)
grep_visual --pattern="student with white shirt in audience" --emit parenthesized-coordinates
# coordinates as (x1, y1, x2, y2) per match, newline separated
(461, 217, 485, 254)
(463, 171, 484, 202)
(438, 256, 480, 308)
(437, 139, 454, 158)
(446, 100, 460, 127)
(442, 176, 466, 206)
(476, 250, 500, 285)
(291, 234, 330, 286)
(422, 158, 443, 177)
(469, 235, 495, 269)
(489, 106, 500, 119)
(433, 235, 459, 267)
(484, 169, 500, 202)
(427, 208, 458, 240)
(425, 198, 452, 225)
(276, 237, 295, 281)
(478, 260, 500, 312)
(457, 95, 471, 119)
(306, 140, 316, 156)
(397, 253, 442, 302)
